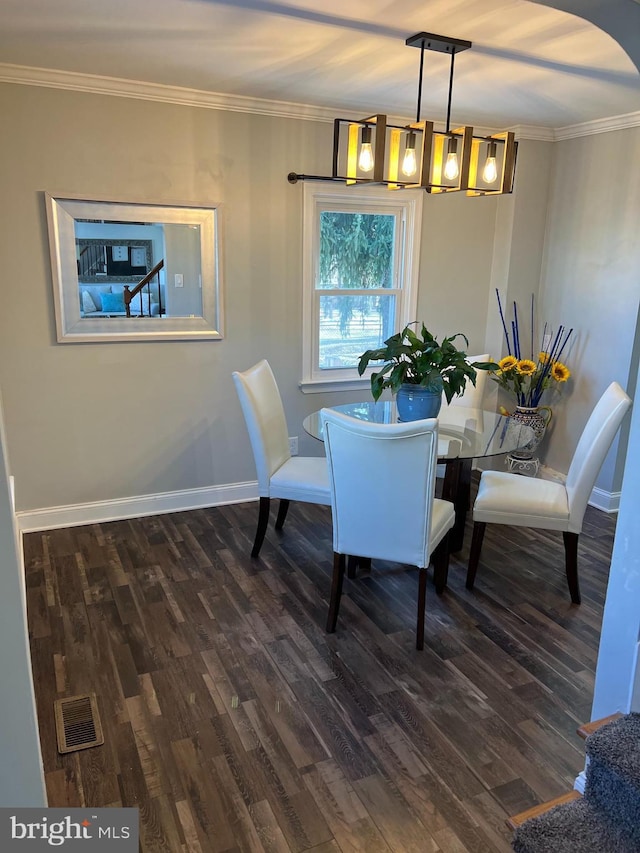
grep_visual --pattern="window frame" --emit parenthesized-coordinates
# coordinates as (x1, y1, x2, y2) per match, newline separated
(301, 183, 423, 392)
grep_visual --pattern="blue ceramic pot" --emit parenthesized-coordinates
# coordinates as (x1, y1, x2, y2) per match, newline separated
(396, 384, 442, 421)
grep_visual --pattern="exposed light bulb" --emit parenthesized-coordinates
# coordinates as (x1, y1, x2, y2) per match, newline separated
(482, 141, 498, 183)
(443, 137, 459, 181)
(359, 126, 374, 172)
(402, 132, 417, 177)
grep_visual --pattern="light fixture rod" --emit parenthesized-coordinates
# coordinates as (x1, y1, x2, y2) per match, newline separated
(445, 49, 455, 134)
(406, 33, 471, 135)
(416, 39, 425, 123)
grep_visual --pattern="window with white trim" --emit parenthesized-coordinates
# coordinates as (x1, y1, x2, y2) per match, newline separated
(301, 184, 423, 391)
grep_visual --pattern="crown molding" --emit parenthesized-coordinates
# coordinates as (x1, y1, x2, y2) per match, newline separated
(554, 110, 640, 140)
(0, 62, 341, 122)
(0, 62, 638, 141)
(508, 125, 556, 141)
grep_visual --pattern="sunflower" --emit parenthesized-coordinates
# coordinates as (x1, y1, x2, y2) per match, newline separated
(516, 359, 537, 375)
(551, 361, 571, 382)
(538, 351, 550, 365)
(498, 355, 518, 371)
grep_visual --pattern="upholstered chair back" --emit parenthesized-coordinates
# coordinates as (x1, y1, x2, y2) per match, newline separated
(443, 354, 490, 409)
(565, 381, 632, 533)
(232, 360, 290, 496)
(321, 409, 440, 569)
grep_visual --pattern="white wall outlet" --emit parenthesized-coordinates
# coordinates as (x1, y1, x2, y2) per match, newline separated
(174, 273, 184, 287)
(288, 436, 298, 456)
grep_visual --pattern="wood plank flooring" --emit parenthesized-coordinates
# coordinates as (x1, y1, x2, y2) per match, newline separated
(24, 481, 617, 852)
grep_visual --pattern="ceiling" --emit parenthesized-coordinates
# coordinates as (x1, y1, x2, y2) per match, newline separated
(0, 0, 639, 130)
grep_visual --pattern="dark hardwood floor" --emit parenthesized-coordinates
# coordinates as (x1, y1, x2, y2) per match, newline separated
(24, 479, 617, 852)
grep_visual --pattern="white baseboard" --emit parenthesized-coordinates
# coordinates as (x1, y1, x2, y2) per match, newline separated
(15, 481, 259, 533)
(574, 769, 587, 795)
(588, 486, 622, 514)
(14, 468, 621, 534)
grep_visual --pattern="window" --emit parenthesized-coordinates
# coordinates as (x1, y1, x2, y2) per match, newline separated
(301, 184, 423, 391)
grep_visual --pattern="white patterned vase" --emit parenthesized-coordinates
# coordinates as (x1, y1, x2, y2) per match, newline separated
(509, 406, 552, 460)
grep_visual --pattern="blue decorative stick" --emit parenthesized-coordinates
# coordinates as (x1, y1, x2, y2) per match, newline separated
(496, 289, 511, 355)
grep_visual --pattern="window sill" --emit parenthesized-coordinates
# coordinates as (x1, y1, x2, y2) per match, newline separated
(299, 377, 372, 394)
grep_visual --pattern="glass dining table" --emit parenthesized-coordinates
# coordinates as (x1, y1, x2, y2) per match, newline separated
(303, 401, 535, 554)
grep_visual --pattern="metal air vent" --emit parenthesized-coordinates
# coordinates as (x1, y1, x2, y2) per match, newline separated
(54, 693, 104, 754)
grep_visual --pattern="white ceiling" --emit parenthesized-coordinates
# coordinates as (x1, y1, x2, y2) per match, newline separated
(0, 0, 639, 130)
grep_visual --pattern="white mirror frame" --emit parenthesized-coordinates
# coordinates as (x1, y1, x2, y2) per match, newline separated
(45, 193, 224, 343)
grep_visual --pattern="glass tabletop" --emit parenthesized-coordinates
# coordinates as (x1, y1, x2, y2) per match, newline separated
(303, 401, 536, 461)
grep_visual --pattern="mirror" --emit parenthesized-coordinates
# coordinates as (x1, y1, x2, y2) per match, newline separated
(45, 194, 223, 342)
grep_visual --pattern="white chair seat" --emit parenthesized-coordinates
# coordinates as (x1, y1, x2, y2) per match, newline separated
(270, 457, 330, 504)
(473, 470, 569, 530)
(431, 498, 457, 546)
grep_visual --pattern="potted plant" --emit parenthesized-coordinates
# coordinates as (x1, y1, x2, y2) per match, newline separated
(357, 322, 477, 420)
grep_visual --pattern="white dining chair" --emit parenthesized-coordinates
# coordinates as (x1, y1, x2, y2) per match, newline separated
(320, 408, 456, 650)
(466, 381, 632, 603)
(442, 354, 490, 410)
(437, 354, 489, 480)
(233, 360, 330, 558)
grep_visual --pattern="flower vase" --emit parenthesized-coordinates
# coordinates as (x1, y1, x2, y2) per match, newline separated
(509, 406, 552, 460)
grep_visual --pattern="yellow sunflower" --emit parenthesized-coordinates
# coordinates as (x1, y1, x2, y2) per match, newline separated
(516, 359, 537, 375)
(538, 351, 550, 365)
(551, 361, 571, 382)
(498, 355, 518, 371)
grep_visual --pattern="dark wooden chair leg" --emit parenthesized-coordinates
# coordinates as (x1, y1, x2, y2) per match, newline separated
(274, 499, 290, 531)
(251, 496, 271, 558)
(466, 522, 486, 589)
(563, 531, 581, 604)
(432, 536, 451, 595)
(326, 552, 346, 633)
(347, 556, 372, 579)
(416, 567, 427, 650)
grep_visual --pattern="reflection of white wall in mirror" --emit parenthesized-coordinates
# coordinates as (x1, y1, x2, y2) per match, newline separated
(164, 224, 202, 318)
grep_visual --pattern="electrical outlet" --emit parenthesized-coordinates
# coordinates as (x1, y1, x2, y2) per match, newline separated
(289, 436, 298, 456)
(174, 273, 184, 287)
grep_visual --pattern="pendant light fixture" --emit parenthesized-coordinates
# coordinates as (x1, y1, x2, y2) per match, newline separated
(288, 32, 517, 196)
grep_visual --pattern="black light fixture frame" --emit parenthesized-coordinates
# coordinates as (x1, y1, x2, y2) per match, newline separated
(288, 31, 517, 196)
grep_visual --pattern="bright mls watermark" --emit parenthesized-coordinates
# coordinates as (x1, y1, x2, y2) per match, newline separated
(0, 809, 138, 850)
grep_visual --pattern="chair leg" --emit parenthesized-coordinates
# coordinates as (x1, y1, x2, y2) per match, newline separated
(251, 497, 271, 558)
(347, 556, 371, 579)
(417, 567, 427, 650)
(466, 522, 486, 590)
(563, 531, 581, 604)
(432, 536, 451, 595)
(274, 499, 290, 531)
(326, 553, 346, 633)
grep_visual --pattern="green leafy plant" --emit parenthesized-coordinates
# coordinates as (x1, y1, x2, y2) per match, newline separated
(357, 322, 477, 403)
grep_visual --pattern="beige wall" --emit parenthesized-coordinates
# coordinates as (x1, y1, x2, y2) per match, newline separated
(538, 128, 640, 490)
(0, 81, 634, 515)
(0, 82, 505, 513)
